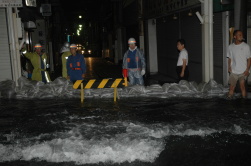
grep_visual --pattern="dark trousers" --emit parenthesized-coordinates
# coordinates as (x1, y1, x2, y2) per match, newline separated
(41, 71, 46, 83)
(176, 66, 189, 82)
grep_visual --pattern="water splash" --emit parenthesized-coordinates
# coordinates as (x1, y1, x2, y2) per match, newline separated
(0, 120, 250, 164)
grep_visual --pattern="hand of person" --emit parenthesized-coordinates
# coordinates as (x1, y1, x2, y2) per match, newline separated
(67, 76, 70, 80)
(244, 70, 250, 76)
(228, 67, 232, 73)
(141, 69, 145, 76)
(82, 74, 85, 79)
(180, 72, 184, 78)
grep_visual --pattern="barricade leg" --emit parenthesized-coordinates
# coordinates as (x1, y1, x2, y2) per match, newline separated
(81, 83, 84, 103)
(114, 86, 117, 102)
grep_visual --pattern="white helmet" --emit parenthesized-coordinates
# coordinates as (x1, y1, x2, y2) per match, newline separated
(70, 44, 77, 49)
(63, 42, 70, 48)
(60, 46, 70, 53)
(60, 42, 70, 53)
(34, 43, 42, 49)
(128, 38, 136, 44)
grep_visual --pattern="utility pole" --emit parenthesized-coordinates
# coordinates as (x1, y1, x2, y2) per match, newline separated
(197, 0, 214, 82)
(6, 7, 22, 85)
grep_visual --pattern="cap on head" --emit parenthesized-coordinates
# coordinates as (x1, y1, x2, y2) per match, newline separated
(34, 43, 42, 49)
(70, 44, 77, 49)
(128, 38, 136, 45)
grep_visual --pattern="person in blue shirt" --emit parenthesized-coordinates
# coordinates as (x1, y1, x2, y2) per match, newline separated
(67, 44, 86, 82)
(122, 38, 146, 85)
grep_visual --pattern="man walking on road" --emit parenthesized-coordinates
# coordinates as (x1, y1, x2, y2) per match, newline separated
(122, 38, 146, 85)
(227, 30, 251, 99)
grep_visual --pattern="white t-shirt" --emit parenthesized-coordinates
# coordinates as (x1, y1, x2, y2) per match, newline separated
(177, 48, 188, 66)
(227, 42, 251, 74)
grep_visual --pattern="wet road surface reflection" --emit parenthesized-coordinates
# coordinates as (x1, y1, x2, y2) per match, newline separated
(84, 57, 122, 80)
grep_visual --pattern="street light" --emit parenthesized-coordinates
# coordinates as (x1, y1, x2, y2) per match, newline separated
(188, 9, 193, 16)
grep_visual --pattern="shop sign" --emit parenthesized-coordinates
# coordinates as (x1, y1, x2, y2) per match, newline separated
(0, 0, 23, 7)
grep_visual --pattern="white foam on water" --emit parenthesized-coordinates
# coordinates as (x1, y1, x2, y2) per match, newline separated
(0, 122, 167, 164)
(1, 121, 251, 164)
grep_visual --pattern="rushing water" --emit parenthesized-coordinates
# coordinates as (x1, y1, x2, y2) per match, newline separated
(0, 97, 251, 166)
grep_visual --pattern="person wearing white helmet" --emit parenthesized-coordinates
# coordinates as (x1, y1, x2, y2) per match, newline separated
(67, 44, 86, 82)
(23, 43, 51, 83)
(122, 38, 146, 85)
(60, 42, 71, 78)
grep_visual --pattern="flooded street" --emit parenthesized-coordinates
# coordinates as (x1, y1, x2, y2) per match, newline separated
(1, 97, 251, 166)
(1, 0, 251, 164)
(1, 58, 251, 165)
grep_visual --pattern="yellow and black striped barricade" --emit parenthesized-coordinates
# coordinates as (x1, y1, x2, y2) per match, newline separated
(73, 78, 127, 102)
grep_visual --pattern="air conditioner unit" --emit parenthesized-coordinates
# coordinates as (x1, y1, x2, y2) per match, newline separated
(40, 4, 52, 16)
(24, 21, 36, 29)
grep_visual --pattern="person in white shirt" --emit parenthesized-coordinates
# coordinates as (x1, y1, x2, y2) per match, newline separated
(227, 30, 251, 98)
(176, 39, 189, 82)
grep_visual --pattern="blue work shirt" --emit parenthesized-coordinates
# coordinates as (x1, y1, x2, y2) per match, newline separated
(127, 49, 137, 68)
(67, 53, 86, 82)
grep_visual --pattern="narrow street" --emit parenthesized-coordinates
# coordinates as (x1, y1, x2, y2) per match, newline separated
(51, 57, 122, 81)
(1, 0, 251, 165)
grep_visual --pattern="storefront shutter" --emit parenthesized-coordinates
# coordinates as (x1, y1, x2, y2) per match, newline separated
(156, 8, 202, 83)
(0, 8, 12, 81)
